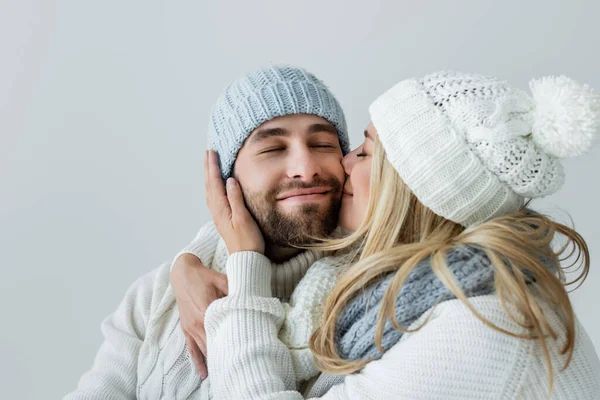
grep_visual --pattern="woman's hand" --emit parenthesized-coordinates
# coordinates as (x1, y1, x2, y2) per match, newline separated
(170, 254, 228, 379)
(205, 150, 265, 255)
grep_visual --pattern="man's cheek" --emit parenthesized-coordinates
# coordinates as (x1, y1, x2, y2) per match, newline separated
(328, 164, 346, 183)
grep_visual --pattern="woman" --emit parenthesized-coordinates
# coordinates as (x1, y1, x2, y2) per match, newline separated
(203, 71, 600, 399)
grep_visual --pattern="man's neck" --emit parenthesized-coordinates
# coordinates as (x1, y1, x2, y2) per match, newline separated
(265, 244, 303, 264)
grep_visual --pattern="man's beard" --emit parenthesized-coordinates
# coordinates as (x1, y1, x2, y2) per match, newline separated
(241, 176, 342, 247)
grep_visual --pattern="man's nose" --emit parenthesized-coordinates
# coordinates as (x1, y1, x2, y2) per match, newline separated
(286, 147, 323, 181)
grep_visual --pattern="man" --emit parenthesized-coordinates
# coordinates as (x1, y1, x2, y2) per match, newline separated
(65, 65, 350, 399)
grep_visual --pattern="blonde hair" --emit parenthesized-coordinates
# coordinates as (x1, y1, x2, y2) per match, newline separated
(309, 138, 589, 396)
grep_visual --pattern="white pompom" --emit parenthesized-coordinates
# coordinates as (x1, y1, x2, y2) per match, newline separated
(529, 75, 600, 158)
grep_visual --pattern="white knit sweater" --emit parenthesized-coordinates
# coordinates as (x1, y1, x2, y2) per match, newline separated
(205, 251, 600, 400)
(65, 223, 342, 399)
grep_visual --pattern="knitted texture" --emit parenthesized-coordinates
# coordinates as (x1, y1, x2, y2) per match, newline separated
(204, 263, 600, 399)
(183, 226, 339, 382)
(370, 71, 600, 226)
(65, 223, 340, 398)
(209, 65, 350, 178)
(335, 246, 496, 361)
(304, 296, 600, 399)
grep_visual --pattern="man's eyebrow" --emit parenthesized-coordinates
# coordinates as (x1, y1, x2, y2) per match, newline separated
(307, 123, 338, 136)
(249, 127, 289, 144)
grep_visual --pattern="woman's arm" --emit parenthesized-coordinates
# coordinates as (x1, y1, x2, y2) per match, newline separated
(206, 265, 533, 400)
(204, 251, 297, 399)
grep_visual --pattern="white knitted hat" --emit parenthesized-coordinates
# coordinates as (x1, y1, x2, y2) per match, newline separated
(369, 71, 600, 227)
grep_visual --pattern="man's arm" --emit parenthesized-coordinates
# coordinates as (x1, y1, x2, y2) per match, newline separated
(64, 267, 158, 400)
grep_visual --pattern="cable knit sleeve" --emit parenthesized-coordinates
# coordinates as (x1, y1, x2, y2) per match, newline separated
(64, 266, 162, 400)
(170, 221, 221, 270)
(204, 251, 298, 400)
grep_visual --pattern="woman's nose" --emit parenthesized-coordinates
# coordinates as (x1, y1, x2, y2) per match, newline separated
(342, 147, 359, 174)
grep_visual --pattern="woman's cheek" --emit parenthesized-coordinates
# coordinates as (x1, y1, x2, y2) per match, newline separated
(357, 167, 371, 208)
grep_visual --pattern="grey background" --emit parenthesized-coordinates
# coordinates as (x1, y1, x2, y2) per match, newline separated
(1, 0, 598, 398)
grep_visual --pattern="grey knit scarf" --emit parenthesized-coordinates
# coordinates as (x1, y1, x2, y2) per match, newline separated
(307, 245, 497, 397)
(335, 245, 497, 360)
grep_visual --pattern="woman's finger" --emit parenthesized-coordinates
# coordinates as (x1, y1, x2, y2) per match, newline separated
(204, 150, 210, 204)
(197, 327, 207, 356)
(185, 333, 207, 378)
(205, 150, 215, 211)
(206, 151, 231, 220)
(226, 178, 250, 221)
(205, 150, 219, 208)
(204, 267, 229, 296)
(191, 329, 208, 366)
(212, 271, 229, 296)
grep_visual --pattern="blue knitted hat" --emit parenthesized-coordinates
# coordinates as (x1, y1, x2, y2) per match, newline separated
(208, 65, 350, 178)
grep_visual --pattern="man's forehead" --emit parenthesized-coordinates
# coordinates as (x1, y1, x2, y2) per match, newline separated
(246, 114, 337, 144)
